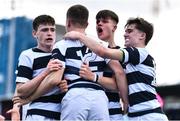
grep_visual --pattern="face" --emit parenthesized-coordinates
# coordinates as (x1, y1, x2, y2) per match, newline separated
(96, 18, 116, 41)
(124, 24, 145, 47)
(33, 24, 56, 50)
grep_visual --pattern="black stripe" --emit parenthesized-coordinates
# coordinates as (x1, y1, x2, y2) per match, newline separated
(66, 47, 84, 59)
(103, 64, 113, 77)
(129, 91, 156, 106)
(65, 66, 80, 75)
(125, 47, 140, 65)
(31, 93, 65, 103)
(69, 83, 104, 90)
(52, 48, 65, 61)
(67, 78, 99, 85)
(128, 107, 164, 117)
(26, 109, 60, 120)
(127, 71, 155, 87)
(32, 48, 47, 53)
(103, 72, 113, 77)
(109, 108, 123, 115)
(33, 55, 51, 70)
(105, 91, 119, 102)
(17, 65, 33, 80)
(142, 55, 155, 68)
(89, 61, 106, 72)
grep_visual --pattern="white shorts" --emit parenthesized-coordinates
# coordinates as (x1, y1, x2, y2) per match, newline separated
(26, 115, 57, 121)
(61, 88, 110, 121)
(128, 113, 168, 121)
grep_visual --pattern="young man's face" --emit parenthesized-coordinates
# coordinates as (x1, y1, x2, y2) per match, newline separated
(33, 24, 56, 48)
(96, 18, 116, 41)
(124, 24, 145, 47)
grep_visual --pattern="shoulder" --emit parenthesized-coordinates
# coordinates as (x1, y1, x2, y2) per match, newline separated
(19, 48, 34, 58)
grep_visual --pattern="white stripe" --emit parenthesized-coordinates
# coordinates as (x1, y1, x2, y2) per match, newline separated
(129, 99, 161, 113)
(129, 83, 156, 95)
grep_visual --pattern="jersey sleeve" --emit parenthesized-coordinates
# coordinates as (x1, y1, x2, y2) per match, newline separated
(15, 51, 33, 83)
(122, 47, 149, 65)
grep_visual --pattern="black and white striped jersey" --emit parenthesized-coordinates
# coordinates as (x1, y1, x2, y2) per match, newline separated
(121, 47, 162, 117)
(52, 39, 110, 90)
(16, 48, 62, 120)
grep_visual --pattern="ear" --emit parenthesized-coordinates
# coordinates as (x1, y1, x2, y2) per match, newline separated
(140, 32, 146, 40)
(32, 30, 37, 38)
(67, 19, 71, 28)
(85, 22, 89, 28)
(112, 25, 117, 32)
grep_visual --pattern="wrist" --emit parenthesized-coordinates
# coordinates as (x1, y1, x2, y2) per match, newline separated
(93, 73, 99, 83)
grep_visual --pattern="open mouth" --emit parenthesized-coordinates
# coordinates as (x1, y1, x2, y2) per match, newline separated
(46, 38, 53, 41)
(97, 27, 103, 34)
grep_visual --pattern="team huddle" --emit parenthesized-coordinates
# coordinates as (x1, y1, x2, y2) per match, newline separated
(7, 4, 169, 121)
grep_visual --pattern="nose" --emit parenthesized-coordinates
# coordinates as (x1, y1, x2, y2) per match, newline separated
(47, 29, 53, 35)
(124, 32, 127, 38)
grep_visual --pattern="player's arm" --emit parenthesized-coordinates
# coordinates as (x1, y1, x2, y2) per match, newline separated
(108, 60, 129, 114)
(14, 59, 66, 105)
(79, 63, 118, 91)
(64, 31, 124, 61)
(16, 59, 62, 98)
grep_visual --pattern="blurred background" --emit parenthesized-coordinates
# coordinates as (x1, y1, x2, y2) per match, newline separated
(0, 0, 180, 120)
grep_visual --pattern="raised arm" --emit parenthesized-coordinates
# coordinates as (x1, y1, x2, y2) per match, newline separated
(64, 31, 124, 61)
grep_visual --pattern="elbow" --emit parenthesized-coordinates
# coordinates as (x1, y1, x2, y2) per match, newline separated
(116, 69, 126, 77)
(96, 47, 108, 58)
(17, 88, 27, 98)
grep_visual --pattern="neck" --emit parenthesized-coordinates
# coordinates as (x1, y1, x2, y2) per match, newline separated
(37, 45, 52, 53)
(70, 27, 86, 34)
(107, 38, 116, 48)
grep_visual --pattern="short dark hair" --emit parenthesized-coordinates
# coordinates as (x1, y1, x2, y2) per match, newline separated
(33, 14, 55, 31)
(96, 10, 119, 24)
(125, 17, 153, 45)
(66, 4, 89, 28)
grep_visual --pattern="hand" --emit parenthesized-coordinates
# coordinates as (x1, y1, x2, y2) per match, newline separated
(12, 96, 29, 106)
(6, 106, 20, 121)
(58, 80, 68, 92)
(79, 63, 95, 81)
(0, 115, 5, 121)
(47, 59, 63, 73)
(63, 31, 81, 40)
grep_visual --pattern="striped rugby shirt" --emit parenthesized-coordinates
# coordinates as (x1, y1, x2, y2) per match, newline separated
(52, 39, 110, 91)
(121, 47, 163, 117)
(16, 48, 63, 120)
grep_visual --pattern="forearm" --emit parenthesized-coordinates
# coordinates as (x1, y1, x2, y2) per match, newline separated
(98, 76, 118, 91)
(79, 33, 107, 58)
(17, 69, 49, 98)
(109, 60, 128, 104)
(27, 69, 64, 102)
(115, 72, 128, 105)
(79, 33, 124, 60)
